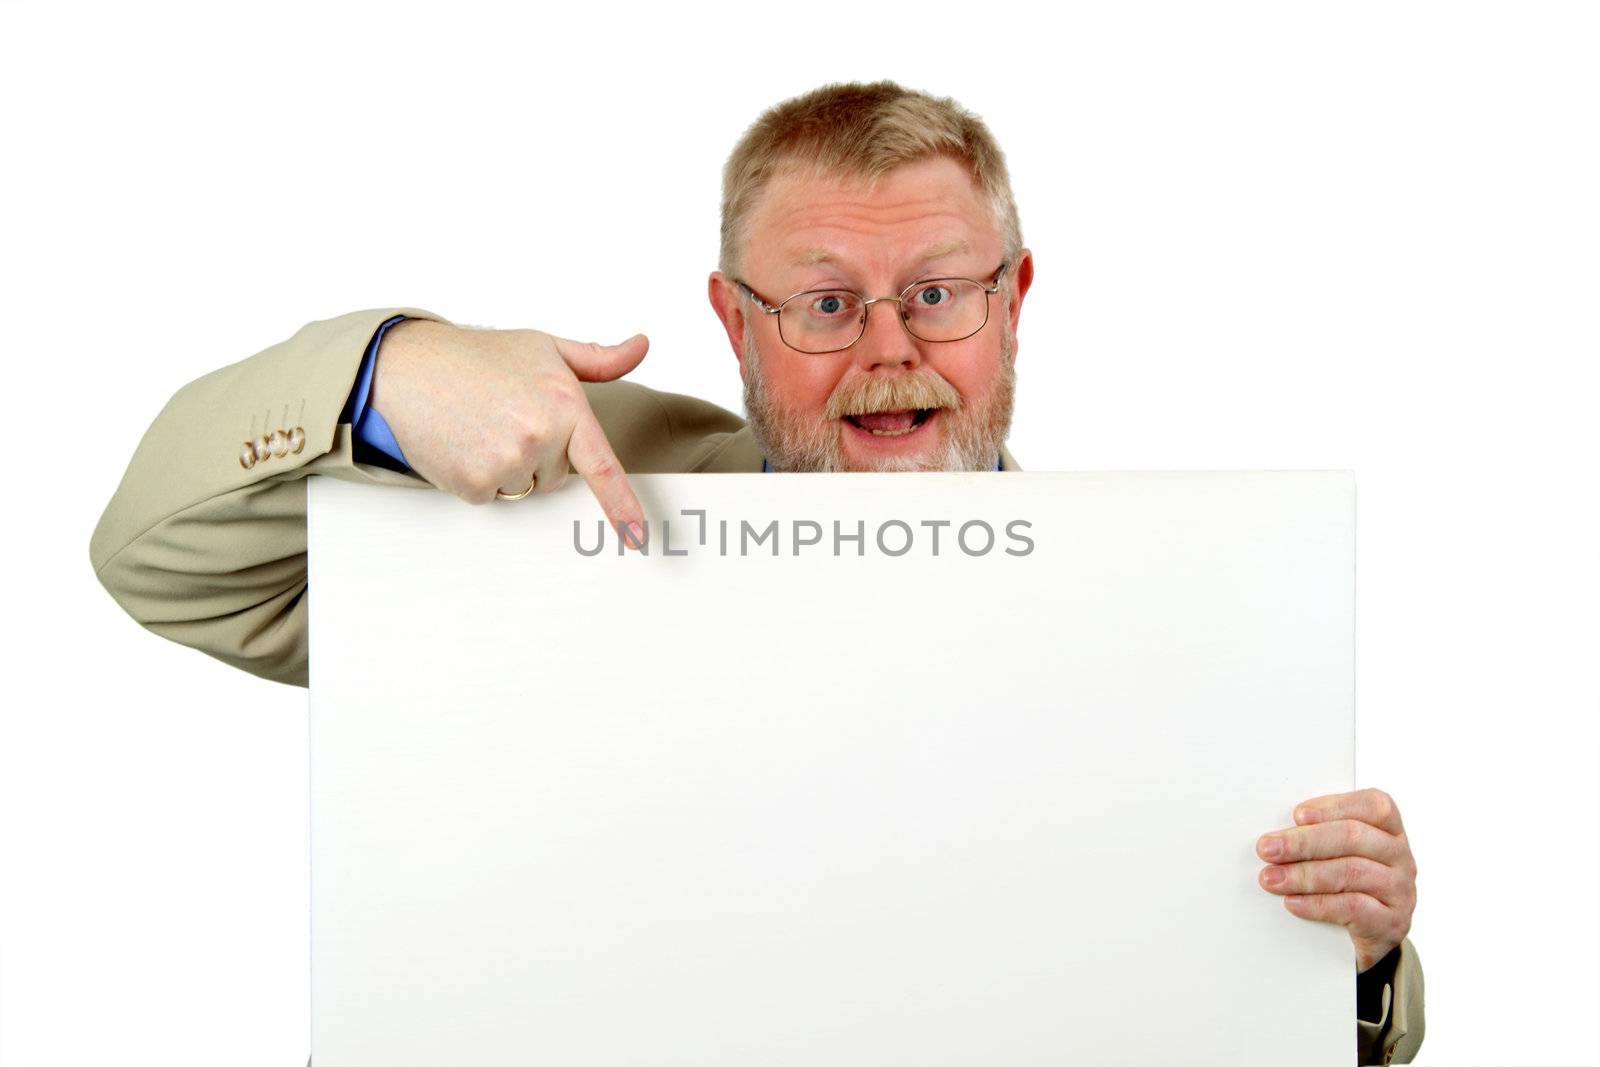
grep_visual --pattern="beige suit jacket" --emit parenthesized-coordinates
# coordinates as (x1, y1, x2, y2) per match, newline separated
(90, 307, 1424, 1065)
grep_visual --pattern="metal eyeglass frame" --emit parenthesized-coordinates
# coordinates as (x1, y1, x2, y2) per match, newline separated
(734, 260, 1009, 354)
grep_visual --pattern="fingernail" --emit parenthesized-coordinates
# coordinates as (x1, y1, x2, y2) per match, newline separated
(625, 521, 647, 549)
(1297, 807, 1320, 824)
(1261, 867, 1286, 887)
(1259, 836, 1285, 861)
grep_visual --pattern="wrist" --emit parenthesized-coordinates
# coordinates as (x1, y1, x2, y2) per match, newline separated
(372, 318, 447, 418)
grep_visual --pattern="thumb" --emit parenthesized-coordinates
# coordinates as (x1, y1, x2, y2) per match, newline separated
(552, 332, 649, 383)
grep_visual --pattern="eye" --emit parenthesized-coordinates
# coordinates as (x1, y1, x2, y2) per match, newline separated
(914, 283, 956, 307)
(807, 292, 857, 317)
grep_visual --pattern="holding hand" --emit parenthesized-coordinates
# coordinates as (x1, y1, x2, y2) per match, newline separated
(372, 319, 649, 545)
(1256, 788, 1418, 972)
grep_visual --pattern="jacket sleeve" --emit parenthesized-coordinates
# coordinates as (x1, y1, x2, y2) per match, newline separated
(89, 307, 451, 688)
(1356, 938, 1425, 1064)
(89, 310, 749, 689)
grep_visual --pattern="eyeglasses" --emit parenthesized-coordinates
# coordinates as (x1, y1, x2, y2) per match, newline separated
(735, 260, 1008, 355)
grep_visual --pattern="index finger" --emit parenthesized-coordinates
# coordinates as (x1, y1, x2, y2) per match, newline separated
(566, 404, 646, 550)
(1292, 788, 1405, 836)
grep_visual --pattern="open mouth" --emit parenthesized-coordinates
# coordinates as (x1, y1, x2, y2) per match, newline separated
(842, 408, 937, 437)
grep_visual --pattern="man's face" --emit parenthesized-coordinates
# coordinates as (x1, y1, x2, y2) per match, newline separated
(710, 156, 1033, 472)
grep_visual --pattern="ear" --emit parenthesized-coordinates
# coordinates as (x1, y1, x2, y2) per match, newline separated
(707, 272, 748, 373)
(1005, 248, 1034, 343)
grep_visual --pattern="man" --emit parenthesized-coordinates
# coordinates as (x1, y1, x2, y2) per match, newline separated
(90, 80, 1422, 1064)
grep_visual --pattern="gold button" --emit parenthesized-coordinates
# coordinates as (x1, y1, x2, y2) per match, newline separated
(269, 429, 289, 458)
(289, 426, 306, 454)
(239, 442, 257, 469)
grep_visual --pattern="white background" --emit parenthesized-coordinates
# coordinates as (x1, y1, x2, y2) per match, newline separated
(1, 1, 1595, 1064)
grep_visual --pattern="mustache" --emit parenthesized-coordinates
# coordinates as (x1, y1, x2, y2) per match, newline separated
(823, 369, 964, 421)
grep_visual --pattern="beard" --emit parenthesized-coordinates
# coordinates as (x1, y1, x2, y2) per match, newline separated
(741, 318, 1017, 472)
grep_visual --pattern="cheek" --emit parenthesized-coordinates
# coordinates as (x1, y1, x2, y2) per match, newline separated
(934, 345, 1003, 400)
(770, 357, 846, 414)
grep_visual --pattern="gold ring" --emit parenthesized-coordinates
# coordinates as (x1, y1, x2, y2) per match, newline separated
(495, 473, 538, 501)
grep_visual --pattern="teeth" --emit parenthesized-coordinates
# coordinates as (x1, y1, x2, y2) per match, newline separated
(846, 409, 934, 437)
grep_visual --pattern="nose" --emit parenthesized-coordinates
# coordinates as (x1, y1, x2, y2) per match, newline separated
(851, 298, 923, 372)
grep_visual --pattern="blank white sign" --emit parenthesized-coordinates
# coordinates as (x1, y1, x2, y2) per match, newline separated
(306, 471, 1355, 1066)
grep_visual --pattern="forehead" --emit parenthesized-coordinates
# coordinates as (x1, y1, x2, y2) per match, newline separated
(744, 156, 998, 280)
